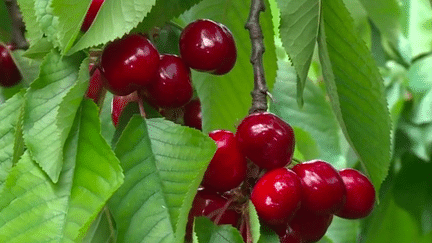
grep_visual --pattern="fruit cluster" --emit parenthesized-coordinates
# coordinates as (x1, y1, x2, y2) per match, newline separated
(188, 112, 376, 243)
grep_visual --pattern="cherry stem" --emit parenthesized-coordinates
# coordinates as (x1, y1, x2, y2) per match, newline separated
(3, 0, 28, 49)
(167, 21, 184, 32)
(245, 0, 268, 114)
(212, 197, 235, 225)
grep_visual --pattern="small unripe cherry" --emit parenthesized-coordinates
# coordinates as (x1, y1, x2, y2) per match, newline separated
(236, 112, 295, 170)
(289, 209, 333, 243)
(184, 99, 202, 130)
(111, 92, 139, 127)
(0, 44, 22, 87)
(336, 168, 376, 219)
(202, 130, 247, 193)
(81, 0, 105, 32)
(251, 168, 302, 226)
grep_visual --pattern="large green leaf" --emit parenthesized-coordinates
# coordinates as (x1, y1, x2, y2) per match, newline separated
(325, 216, 359, 243)
(276, 0, 320, 106)
(109, 116, 216, 242)
(34, 0, 61, 47)
(16, 0, 44, 45)
(317, 0, 391, 193)
(68, 0, 156, 54)
(0, 99, 123, 242)
(406, 0, 432, 57)
(10, 50, 42, 86)
(23, 50, 86, 182)
(180, 0, 277, 133)
(195, 217, 244, 243)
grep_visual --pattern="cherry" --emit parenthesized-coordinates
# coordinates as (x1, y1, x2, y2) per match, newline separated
(202, 130, 247, 193)
(81, 0, 105, 32)
(179, 19, 237, 75)
(85, 63, 104, 103)
(336, 169, 376, 219)
(140, 54, 193, 109)
(289, 209, 333, 243)
(278, 227, 303, 243)
(251, 168, 302, 226)
(236, 112, 295, 170)
(0, 44, 21, 87)
(292, 160, 346, 215)
(184, 99, 202, 130)
(101, 34, 160, 96)
(111, 92, 139, 127)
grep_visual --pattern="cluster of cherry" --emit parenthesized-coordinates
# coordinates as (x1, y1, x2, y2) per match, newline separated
(188, 112, 376, 243)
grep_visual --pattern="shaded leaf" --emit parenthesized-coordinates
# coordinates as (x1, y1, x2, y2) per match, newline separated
(195, 217, 244, 243)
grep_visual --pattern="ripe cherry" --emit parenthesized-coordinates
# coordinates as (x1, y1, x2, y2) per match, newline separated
(278, 227, 303, 243)
(251, 168, 302, 226)
(140, 54, 193, 109)
(289, 209, 333, 243)
(85, 63, 104, 103)
(81, 0, 104, 32)
(179, 19, 237, 75)
(111, 92, 139, 127)
(101, 34, 160, 96)
(184, 99, 202, 130)
(236, 112, 295, 170)
(292, 160, 346, 215)
(336, 169, 376, 219)
(202, 130, 247, 193)
(0, 44, 21, 87)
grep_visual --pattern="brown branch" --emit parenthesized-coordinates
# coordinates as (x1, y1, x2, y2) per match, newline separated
(4, 0, 28, 49)
(245, 0, 267, 114)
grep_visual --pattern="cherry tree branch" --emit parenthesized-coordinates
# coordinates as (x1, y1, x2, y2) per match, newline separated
(3, 0, 28, 49)
(245, 0, 267, 114)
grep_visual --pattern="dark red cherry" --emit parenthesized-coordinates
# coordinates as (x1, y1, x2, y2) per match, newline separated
(251, 168, 302, 226)
(236, 112, 295, 170)
(0, 44, 21, 87)
(179, 19, 237, 75)
(141, 54, 193, 109)
(278, 226, 304, 243)
(85, 63, 104, 103)
(81, 0, 104, 32)
(289, 209, 333, 243)
(184, 99, 202, 130)
(101, 34, 160, 96)
(202, 130, 247, 192)
(336, 169, 376, 219)
(111, 92, 139, 127)
(292, 160, 346, 215)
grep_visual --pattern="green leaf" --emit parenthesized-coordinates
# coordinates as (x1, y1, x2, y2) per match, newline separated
(325, 216, 359, 243)
(406, 0, 432, 57)
(23, 38, 54, 60)
(0, 99, 123, 242)
(23, 50, 86, 182)
(0, 91, 25, 191)
(276, 0, 320, 106)
(68, 0, 156, 54)
(34, 0, 61, 47)
(82, 208, 116, 243)
(109, 116, 216, 242)
(257, 224, 279, 243)
(317, 0, 391, 193)
(17, 0, 44, 45)
(10, 50, 42, 86)
(180, 0, 277, 133)
(270, 62, 346, 168)
(249, 201, 261, 243)
(195, 217, 244, 243)
(135, 0, 203, 32)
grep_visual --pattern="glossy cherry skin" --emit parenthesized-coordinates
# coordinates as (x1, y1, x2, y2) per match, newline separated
(184, 99, 202, 130)
(85, 63, 104, 103)
(251, 168, 302, 226)
(236, 112, 295, 170)
(179, 19, 237, 75)
(111, 92, 139, 127)
(101, 34, 160, 96)
(81, 0, 104, 32)
(292, 160, 346, 215)
(289, 209, 333, 243)
(0, 44, 21, 87)
(202, 130, 247, 193)
(141, 54, 193, 109)
(336, 169, 376, 219)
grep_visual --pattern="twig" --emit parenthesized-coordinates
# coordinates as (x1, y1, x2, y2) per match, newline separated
(245, 0, 267, 114)
(4, 0, 28, 49)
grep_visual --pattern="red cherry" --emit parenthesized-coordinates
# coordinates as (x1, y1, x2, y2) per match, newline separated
(141, 54, 193, 109)
(111, 92, 139, 127)
(101, 34, 160, 96)
(336, 169, 376, 219)
(81, 0, 104, 32)
(251, 168, 302, 226)
(278, 227, 304, 243)
(292, 160, 346, 215)
(289, 209, 333, 243)
(236, 112, 295, 170)
(179, 19, 237, 75)
(0, 44, 21, 87)
(85, 63, 104, 103)
(202, 130, 247, 192)
(184, 99, 202, 130)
